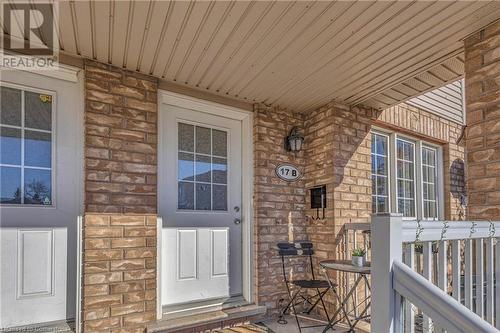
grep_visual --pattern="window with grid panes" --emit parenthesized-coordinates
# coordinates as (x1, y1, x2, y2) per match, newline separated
(0, 86, 54, 206)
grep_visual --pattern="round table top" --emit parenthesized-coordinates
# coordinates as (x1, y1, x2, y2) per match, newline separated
(319, 259, 371, 274)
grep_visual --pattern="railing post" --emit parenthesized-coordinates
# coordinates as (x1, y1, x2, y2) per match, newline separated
(371, 213, 403, 333)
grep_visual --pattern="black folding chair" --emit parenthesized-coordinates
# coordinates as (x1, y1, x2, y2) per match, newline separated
(277, 242, 336, 333)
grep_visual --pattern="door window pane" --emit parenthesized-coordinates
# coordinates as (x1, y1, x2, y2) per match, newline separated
(0, 87, 54, 206)
(212, 130, 227, 157)
(371, 133, 388, 213)
(24, 168, 52, 205)
(1, 87, 21, 126)
(178, 123, 194, 152)
(0, 126, 21, 165)
(178, 182, 194, 210)
(213, 185, 227, 211)
(212, 157, 227, 184)
(396, 139, 415, 217)
(195, 126, 211, 155)
(25, 131, 52, 167)
(195, 183, 211, 210)
(1, 167, 21, 204)
(178, 153, 194, 181)
(177, 122, 228, 211)
(25, 91, 52, 130)
(195, 155, 211, 182)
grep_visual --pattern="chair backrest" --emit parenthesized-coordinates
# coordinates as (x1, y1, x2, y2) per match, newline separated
(277, 242, 316, 281)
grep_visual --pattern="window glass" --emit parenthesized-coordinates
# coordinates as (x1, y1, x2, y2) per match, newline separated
(1, 167, 21, 204)
(0, 87, 53, 206)
(396, 139, 415, 218)
(178, 123, 194, 152)
(0, 87, 21, 126)
(0, 127, 21, 165)
(371, 133, 389, 213)
(25, 130, 52, 167)
(195, 155, 211, 182)
(177, 123, 228, 211)
(25, 91, 52, 130)
(422, 147, 438, 219)
(178, 182, 194, 210)
(24, 168, 52, 205)
(195, 126, 211, 155)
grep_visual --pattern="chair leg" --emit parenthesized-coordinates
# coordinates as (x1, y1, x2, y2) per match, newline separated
(289, 288, 303, 333)
(318, 288, 333, 328)
(305, 289, 325, 314)
(280, 286, 301, 318)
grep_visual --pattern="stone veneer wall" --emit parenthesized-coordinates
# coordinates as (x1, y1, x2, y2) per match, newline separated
(83, 60, 158, 332)
(252, 104, 308, 315)
(83, 214, 157, 332)
(84, 60, 157, 214)
(464, 22, 500, 220)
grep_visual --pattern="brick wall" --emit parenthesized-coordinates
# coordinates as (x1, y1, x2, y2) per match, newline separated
(84, 61, 158, 332)
(464, 22, 500, 219)
(303, 105, 336, 263)
(303, 103, 372, 262)
(84, 60, 157, 214)
(253, 104, 307, 315)
(83, 214, 157, 333)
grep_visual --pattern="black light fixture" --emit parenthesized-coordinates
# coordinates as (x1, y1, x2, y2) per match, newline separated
(285, 127, 304, 153)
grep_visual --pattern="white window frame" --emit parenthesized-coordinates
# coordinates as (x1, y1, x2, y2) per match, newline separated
(371, 132, 390, 214)
(372, 127, 444, 221)
(176, 120, 230, 212)
(0, 82, 56, 207)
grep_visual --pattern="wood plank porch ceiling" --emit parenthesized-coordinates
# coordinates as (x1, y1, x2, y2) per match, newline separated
(6, 1, 500, 112)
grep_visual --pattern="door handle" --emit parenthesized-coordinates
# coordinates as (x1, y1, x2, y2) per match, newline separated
(234, 218, 241, 225)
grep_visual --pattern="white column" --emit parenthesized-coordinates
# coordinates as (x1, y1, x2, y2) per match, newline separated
(371, 213, 404, 333)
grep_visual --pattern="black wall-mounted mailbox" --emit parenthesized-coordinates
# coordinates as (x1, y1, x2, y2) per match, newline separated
(310, 185, 326, 209)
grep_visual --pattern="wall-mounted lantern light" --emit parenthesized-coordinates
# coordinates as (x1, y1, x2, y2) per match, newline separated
(285, 127, 304, 153)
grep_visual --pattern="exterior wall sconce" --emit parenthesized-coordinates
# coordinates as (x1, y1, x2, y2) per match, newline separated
(285, 127, 304, 153)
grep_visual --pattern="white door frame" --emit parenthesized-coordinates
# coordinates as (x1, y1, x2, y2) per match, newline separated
(157, 90, 254, 313)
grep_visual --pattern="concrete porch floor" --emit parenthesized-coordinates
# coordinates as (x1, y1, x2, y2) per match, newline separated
(260, 315, 370, 333)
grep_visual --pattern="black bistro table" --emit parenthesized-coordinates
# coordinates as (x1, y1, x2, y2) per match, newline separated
(319, 259, 371, 333)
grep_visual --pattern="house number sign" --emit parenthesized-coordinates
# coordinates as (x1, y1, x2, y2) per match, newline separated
(276, 164, 301, 182)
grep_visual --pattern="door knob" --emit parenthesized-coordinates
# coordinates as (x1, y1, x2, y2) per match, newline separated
(234, 218, 241, 225)
(234, 206, 240, 212)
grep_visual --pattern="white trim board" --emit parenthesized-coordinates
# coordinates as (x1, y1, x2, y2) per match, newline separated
(0, 63, 81, 83)
(157, 89, 254, 306)
(160, 90, 253, 121)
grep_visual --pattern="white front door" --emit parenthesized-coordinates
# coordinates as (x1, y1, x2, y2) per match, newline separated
(159, 103, 243, 307)
(0, 69, 83, 328)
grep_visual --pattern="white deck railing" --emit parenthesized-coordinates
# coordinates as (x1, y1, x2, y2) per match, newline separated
(371, 213, 500, 333)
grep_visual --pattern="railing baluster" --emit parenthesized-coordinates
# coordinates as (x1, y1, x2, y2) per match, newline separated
(451, 240, 461, 302)
(344, 228, 350, 314)
(434, 240, 448, 333)
(404, 244, 415, 333)
(423, 241, 433, 333)
(353, 230, 359, 318)
(476, 238, 485, 318)
(465, 239, 473, 310)
(495, 238, 500, 329)
(486, 238, 494, 324)
(363, 230, 369, 315)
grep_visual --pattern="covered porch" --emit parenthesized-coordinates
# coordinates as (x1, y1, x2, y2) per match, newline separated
(1, 1, 500, 333)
